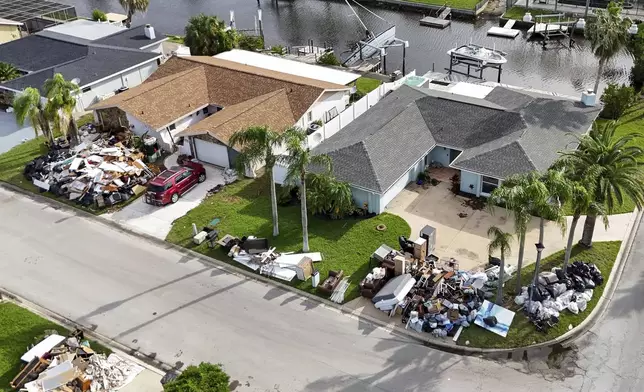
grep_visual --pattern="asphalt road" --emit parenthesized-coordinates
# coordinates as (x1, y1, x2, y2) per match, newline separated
(0, 187, 641, 392)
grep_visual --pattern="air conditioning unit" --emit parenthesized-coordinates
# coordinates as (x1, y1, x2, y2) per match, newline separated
(307, 123, 321, 135)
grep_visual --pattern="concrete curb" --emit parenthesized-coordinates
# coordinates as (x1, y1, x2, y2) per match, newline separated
(1, 181, 640, 356)
(0, 289, 168, 376)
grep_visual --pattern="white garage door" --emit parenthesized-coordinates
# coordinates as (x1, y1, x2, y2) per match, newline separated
(194, 138, 229, 168)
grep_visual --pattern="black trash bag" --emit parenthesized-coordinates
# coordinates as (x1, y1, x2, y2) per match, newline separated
(583, 277, 596, 289)
(562, 277, 573, 289)
(483, 316, 498, 327)
(488, 255, 501, 266)
(571, 275, 586, 292)
(553, 268, 566, 281)
(528, 286, 545, 302)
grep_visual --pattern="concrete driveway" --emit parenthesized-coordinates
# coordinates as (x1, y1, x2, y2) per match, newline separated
(103, 162, 224, 240)
(386, 181, 634, 270)
(0, 110, 36, 154)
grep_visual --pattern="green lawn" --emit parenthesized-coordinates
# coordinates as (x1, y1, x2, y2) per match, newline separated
(406, 0, 481, 10)
(355, 77, 382, 96)
(0, 302, 111, 391)
(458, 241, 621, 348)
(76, 113, 94, 128)
(166, 35, 185, 44)
(166, 176, 410, 302)
(502, 6, 570, 22)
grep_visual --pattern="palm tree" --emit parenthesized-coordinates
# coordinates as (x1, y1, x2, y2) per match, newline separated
(43, 73, 81, 145)
(585, 1, 632, 93)
(184, 14, 238, 56)
(0, 62, 19, 82)
(281, 128, 332, 252)
(13, 87, 54, 145)
(119, 0, 150, 28)
(561, 181, 608, 271)
(487, 226, 513, 305)
(489, 177, 534, 295)
(558, 122, 644, 247)
(229, 126, 288, 237)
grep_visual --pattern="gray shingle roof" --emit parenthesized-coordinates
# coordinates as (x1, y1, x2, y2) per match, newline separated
(0, 28, 161, 92)
(93, 25, 166, 49)
(313, 85, 435, 192)
(2, 45, 159, 92)
(314, 84, 600, 193)
(0, 34, 87, 72)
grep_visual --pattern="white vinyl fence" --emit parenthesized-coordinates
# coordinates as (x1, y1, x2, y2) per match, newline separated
(274, 71, 416, 185)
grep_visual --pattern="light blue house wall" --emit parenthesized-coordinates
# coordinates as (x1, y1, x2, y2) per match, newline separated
(351, 186, 381, 213)
(460, 170, 481, 196)
(428, 146, 452, 167)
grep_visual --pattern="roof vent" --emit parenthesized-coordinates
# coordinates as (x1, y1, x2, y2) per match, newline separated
(71, 78, 80, 85)
(144, 24, 156, 40)
(581, 90, 596, 106)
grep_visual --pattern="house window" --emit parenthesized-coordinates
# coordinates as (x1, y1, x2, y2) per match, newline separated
(307, 111, 312, 122)
(481, 176, 499, 195)
(168, 124, 176, 131)
(82, 86, 91, 93)
(203, 107, 209, 115)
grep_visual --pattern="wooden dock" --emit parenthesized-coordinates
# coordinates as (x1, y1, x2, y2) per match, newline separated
(487, 19, 520, 38)
(420, 7, 451, 29)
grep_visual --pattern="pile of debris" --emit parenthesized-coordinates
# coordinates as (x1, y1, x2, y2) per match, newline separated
(516, 260, 604, 332)
(363, 238, 516, 339)
(11, 329, 144, 392)
(24, 131, 158, 209)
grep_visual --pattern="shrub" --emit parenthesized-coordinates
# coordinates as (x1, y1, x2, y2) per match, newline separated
(163, 363, 230, 392)
(317, 52, 341, 66)
(417, 171, 428, 182)
(631, 59, 644, 91)
(306, 172, 354, 219)
(450, 173, 461, 195)
(270, 45, 285, 55)
(599, 83, 637, 119)
(237, 34, 264, 51)
(92, 9, 107, 22)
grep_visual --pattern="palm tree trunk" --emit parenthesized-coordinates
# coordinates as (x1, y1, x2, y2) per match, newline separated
(593, 58, 605, 94)
(300, 172, 309, 252)
(515, 231, 526, 295)
(126, 7, 135, 27)
(68, 117, 79, 146)
(496, 253, 505, 305)
(269, 166, 280, 237)
(563, 214, 580, 271)
(579, 213, 597, 248)
(529, 218, 546, 306)
(39, 112, 54, 146)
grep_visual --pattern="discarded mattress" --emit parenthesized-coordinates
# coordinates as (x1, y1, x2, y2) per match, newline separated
(274, 252, 323, 266)
(372, 274, 415, 304)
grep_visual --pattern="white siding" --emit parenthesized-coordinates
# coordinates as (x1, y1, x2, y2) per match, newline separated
(126, 112, 173, 151)
(77, 60, 159, 112)
(429, 146, 451, 167)
(296, 91, 349, 128)
(170, 108, 208, 135)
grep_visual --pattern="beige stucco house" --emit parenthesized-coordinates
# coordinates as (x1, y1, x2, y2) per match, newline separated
(0, 18, 22, 44)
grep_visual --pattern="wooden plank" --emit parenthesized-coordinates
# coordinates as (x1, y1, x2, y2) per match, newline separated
(503, 19, 516, 29)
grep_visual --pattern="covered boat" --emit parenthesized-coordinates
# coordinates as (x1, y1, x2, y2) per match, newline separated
(447, 44, 507, 65)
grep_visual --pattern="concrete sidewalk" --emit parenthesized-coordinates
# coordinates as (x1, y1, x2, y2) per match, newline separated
(386, 182, 634, 270)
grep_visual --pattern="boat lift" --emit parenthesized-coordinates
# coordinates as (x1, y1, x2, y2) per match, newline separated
(446, 43, 506, 83)
(527, 14, 577, 48)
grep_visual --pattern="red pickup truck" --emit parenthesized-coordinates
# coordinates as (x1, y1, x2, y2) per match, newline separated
(145, 160, 206, 206)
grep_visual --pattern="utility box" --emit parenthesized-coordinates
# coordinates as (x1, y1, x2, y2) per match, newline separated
(419, 225, 436, 255)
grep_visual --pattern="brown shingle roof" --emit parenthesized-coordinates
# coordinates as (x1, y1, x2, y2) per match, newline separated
(90, 56, 349, 131)
(176, 89, 297, 146)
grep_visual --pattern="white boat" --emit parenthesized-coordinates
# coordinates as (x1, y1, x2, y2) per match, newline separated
(447, 44, 508, 65)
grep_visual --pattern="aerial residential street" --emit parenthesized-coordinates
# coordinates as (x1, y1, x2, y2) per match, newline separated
(0, 186, 641, 392)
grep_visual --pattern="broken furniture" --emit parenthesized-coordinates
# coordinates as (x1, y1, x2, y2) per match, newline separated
(419, 225, 436, 255)
(318, 270, 344, 295)
(294, 257, 314, 281)
(372, 273, 416, 311)
(240, 237, 269, 254)
(360, 267, 388, 298)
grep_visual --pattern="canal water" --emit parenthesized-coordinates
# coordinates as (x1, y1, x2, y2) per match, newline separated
(65, 0, 633, 96)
